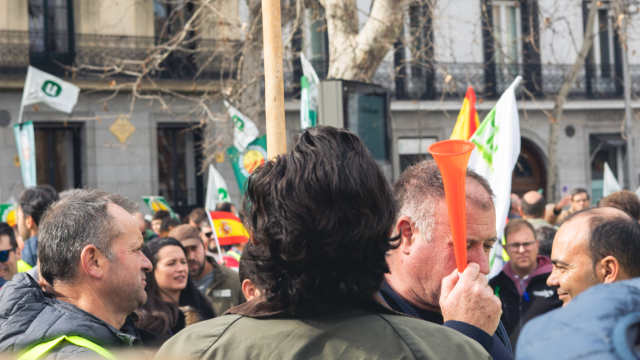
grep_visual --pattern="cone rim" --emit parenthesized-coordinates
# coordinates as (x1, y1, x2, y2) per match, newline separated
(427, 140, 475, 156)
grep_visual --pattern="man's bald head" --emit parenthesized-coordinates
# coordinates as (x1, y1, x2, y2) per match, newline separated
(564, 207, 640, 277)
(520, 191, 546, 219)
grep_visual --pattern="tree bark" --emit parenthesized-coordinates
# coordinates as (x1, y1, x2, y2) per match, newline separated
(240, 0, 265, 133)
(547, 0, 598, 202)
(320, 0, 405, 82)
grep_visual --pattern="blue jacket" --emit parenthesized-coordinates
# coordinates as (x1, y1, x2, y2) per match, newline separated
(0, 273, 142, 359)
(21, 235, 38, 267)
(517, 278, 640, 360)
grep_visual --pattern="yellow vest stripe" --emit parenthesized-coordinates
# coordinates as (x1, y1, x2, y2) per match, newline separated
(18, 336, 115, 360)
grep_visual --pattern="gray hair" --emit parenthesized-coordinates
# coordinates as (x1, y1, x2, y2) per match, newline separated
(39, 189, 138, 285)
(392, 160, 494, 242)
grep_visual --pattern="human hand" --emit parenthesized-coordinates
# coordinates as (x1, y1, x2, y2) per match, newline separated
(555, 195, 571, 211)
(440, 263, 502, 335)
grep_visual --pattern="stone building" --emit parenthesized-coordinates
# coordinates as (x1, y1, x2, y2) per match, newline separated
(0, 0, 639, 217)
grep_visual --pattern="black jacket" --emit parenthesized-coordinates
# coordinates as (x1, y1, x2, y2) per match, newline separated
(489, 269, 562, 346)
(0, 273, 143, 359)
(379, 282, 514, 360)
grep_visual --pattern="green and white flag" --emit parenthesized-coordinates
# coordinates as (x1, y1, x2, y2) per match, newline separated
(0, 203, 17, 227)
(227, 135, 267, 196)
(224, 100, 259, 153)
(603, 162, 622, 197)
(142, 196, 178, 220)
(300, 53, 319, 129)
(470, 76, 522, 277)
(18, 66, 80, 123)
(205, 164, 231, 210)
(14, 121, 36, 187)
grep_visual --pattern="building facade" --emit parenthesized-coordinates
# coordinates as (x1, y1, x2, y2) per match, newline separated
(0, 0, 639, 218)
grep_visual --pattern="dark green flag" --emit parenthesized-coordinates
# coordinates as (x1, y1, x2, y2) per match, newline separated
(227, 135, 267, 196)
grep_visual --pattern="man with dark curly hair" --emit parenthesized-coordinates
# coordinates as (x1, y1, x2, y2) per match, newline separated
(156, 126, 491, 359)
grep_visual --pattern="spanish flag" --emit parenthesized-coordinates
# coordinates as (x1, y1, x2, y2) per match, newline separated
(207, 211, 249, 246)
(450, 86, 480, 140)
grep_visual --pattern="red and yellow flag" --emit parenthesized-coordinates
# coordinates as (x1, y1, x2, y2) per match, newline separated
(450, 86, 480, 140)
(207, 211, 250, 246)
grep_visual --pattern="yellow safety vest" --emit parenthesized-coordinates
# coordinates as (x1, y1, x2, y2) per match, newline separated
(17, 260, 33, 273)
(225, 250, 241, 262)
(18, 336, 115, 360)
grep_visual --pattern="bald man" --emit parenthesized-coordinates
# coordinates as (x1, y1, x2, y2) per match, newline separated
(519, 191, 551, 227)
(547, 207, 640, 305)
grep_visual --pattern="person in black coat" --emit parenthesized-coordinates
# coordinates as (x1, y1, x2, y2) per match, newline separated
(135, 238, 214, 348)
(489, 219, 562, 346)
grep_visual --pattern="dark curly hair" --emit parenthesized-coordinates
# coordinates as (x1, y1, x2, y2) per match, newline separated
(242, 126, 397, 311)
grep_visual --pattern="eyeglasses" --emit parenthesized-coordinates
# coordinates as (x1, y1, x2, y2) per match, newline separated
(0, 248, 15, 263)
(505, 242, 536, 251)
(204, 232, 213, 238)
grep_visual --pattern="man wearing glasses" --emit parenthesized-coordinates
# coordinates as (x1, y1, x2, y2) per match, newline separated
(489, 219, 562, 347)
(0, 223, 19, 288)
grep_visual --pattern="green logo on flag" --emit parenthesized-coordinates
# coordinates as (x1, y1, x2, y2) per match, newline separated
(232, 115, 245, 131)
(218, 188, 230, 203)
(471, 106, 499, 170)
(42, 80, 62, 97)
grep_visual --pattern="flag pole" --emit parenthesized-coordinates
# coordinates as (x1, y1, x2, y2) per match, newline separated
(262, 0, 287, 159)
(206, 211, 225, 265)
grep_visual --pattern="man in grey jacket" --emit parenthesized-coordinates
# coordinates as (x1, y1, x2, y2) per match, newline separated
(0, 189, 152, 359)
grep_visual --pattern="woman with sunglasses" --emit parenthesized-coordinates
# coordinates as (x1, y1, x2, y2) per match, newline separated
(134, 237, 215, 348)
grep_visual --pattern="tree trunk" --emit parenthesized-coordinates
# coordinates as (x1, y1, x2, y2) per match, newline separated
(547, 0, 598, 202)
(241, 0, 266, 133)
(320, 0, 404, 82)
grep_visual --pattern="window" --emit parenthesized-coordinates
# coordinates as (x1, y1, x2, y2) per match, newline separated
(398, 137, 435, 174)
(34, 122, 83, 192)
(28, 0, 74, 69)
(511, 138, 546, 196)
(590, 134, 626, 202)
(492, 1, 522, 88)
(154, 0, 190, 43)
(157, 125, 204, 215)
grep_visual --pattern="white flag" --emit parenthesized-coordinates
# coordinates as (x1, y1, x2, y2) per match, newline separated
(19, 66, 80, 122)
(205, 164, 231, 210)
(603, 162, 622, 197)
(300, 53, 320, 129)
(224, 100, 259, 152)
(469, 76, 522, 277)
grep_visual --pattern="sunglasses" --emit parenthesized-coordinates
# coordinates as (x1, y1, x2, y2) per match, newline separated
(0, 248, 15, 263)
(204, 232, 213, 238)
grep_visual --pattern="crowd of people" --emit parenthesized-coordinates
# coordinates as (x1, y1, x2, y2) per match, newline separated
(0, 126, 638, 359)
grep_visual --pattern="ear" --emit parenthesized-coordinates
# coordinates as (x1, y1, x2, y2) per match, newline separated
(80, 245, 107, 280)
(242, 279, 257, 300)
(396, 216, 415, 255)
(597, 255, 621, 283)
(15, 247, 21, 262)
(25, 215, 35, 232)
(518, 206, 524, 217)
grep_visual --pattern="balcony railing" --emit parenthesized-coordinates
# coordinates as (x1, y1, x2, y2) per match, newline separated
(3, 30, 639, 101)
(0, 30, 241, 82)
(286, 60, 640, 101)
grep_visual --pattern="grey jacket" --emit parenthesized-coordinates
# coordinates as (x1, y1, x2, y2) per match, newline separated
(517, 278, 640, 359)
(0, 273, 143, 359)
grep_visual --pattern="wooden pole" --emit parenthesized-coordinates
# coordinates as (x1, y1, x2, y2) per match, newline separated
(262, 0, 287, 159)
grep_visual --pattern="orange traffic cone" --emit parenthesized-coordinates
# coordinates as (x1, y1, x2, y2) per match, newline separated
(428, 140, 475, 273)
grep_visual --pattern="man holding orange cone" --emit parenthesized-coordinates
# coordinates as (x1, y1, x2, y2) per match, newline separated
(380, 161, 513, 360)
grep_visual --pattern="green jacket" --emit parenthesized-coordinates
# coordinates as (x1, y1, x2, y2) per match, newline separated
(156, 299, 491, 360)
(204, 256, 246, 316)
